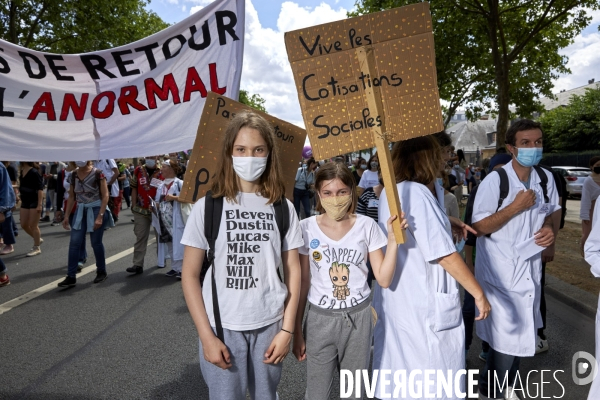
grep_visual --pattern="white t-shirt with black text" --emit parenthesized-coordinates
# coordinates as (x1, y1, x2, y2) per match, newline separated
(299, 214, 387, 310)
(181, 192, 304, 331)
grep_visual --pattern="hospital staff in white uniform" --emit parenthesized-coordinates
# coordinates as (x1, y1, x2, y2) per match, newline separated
(373, 135, 490, 400)
(584, 198, 600, 400)
(472, 120, 559, 399)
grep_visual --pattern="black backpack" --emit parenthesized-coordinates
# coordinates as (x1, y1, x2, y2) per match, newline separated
(201, 190, 290, 342)
(464, 166, 549, 240)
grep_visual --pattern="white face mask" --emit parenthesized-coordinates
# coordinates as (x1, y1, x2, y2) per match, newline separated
(75, 161, 87, 167)
(163, 178, 174, 185)
(232, 156, 268, 182)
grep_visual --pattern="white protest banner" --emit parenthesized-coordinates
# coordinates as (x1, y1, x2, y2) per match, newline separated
(0, 0, 244, 161)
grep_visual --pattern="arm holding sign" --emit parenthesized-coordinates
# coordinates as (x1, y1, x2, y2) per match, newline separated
(368, 215, 407, 288)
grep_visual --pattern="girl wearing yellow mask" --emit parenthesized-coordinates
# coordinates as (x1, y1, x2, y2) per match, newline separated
(292, 161, 406, 399)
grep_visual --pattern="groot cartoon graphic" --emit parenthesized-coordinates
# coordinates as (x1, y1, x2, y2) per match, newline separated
(329, 262, 350, 300)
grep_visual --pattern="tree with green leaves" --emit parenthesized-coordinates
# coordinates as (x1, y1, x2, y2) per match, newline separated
(539, 87, 600, 153)
(351, 0, 599, 148)
(0, 0, 169, 53)
(239, 89, 267, 113)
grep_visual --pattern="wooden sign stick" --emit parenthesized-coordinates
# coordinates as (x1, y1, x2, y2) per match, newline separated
(356, 46, 406, 244)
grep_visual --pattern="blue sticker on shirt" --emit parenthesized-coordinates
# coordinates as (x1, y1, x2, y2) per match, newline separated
(310, 239, 320, 249)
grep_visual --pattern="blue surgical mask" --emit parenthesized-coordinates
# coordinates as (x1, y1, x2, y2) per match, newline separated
(455, 238, 465, 253)
(436, 178, 444, 187)
(515, 147, 543, 167)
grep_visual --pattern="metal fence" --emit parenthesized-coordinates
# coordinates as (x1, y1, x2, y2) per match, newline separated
(541, 153, 597, 168)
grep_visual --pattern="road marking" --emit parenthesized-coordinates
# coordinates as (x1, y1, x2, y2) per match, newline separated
(0, 239, 155, 316)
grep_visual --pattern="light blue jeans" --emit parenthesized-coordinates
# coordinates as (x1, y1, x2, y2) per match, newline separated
(67, 207, 107, 278)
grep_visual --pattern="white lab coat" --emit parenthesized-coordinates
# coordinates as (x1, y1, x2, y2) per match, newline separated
(373, 180, 464, 399)
(473, 162, 559, 357)
(583, 199, 600, 399)
(153, 179, 185, 266)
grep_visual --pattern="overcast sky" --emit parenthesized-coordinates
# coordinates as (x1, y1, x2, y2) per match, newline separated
(146, 0, 600, 128)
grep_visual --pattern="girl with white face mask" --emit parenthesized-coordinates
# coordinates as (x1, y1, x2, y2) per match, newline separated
(180, 112, 303, 400)
(292, 162, 407, 399)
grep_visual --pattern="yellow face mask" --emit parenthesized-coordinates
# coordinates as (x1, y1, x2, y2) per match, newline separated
(319, 194, 352, 221)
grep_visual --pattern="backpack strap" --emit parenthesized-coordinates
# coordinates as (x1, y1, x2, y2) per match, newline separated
(204, 191, 225, 343)
(273, 197, 290, 246)
(495, 168, 510, 213)
(533, 165, 549, 203)
(485, 169, 510, 238)
(272, 196, 290, 281)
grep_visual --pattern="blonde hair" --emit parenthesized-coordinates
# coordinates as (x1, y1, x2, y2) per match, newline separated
(210, 112, 285, 204)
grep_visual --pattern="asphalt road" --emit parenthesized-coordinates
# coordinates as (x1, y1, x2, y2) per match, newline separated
(0, 208, 596, 399)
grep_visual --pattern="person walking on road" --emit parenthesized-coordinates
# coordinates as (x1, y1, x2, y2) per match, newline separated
(58, 161, 113, 287)
(94, 159, 121, 223)
(293, 158, 316, 219)
(19, 162, 44, 257)
(155, 159, 185, 278)
(0, 161, 16, 287)
(472, 120, 560, 399)
(127, 157, 163, 275)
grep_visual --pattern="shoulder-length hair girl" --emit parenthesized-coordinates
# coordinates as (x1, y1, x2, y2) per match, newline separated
(314, 162, 358, 214)
(392, 135, 445, 185)
(210, 112, 286, 204)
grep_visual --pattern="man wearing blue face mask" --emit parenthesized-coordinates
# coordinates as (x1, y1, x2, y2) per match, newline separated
(471, 119, 561, 400)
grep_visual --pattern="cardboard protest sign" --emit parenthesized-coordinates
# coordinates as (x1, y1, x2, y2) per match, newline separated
(284, 2, 443, 160)
(0, 0, 244, 161)
(179, 92, 307, 203)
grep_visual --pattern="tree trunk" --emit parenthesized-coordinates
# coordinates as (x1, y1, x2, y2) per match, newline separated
(495, 75, 510, 149)
(485, 1, 510, 150)
(9, 1, 18, 44)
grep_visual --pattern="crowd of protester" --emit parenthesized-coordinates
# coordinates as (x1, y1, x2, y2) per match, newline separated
(1, 115, 599, 399)
(0, 153, 188, 286)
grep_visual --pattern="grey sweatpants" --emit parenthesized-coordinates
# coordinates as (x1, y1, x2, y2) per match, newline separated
(198, 320, 282, 400)
(304, 299, 374, 400)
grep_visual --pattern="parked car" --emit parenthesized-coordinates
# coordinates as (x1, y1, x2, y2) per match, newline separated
(551, 166, 591, 198)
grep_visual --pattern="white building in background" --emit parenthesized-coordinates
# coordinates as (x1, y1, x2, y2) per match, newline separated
(447, 111, 467, 127)
(538, 79, 599, 113)
(448, 119, 498, 166)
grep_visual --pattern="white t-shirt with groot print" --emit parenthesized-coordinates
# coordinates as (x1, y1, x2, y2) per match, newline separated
(299, 214, 388, 310)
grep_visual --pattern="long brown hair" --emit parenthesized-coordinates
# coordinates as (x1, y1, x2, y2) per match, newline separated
(314, 162, 357, 214)
(210, 112, 285, 204)
(392, 135, 444, 185)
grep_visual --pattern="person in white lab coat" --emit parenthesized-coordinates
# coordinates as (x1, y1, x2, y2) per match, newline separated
(584, 198, 600, 400)
(373, 135, 491, 400)
(154, 159, 186, 278)
(472, 119, 559, 400)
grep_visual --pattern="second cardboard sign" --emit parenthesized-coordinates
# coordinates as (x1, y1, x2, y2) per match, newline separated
(179, 92, 307, 204)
